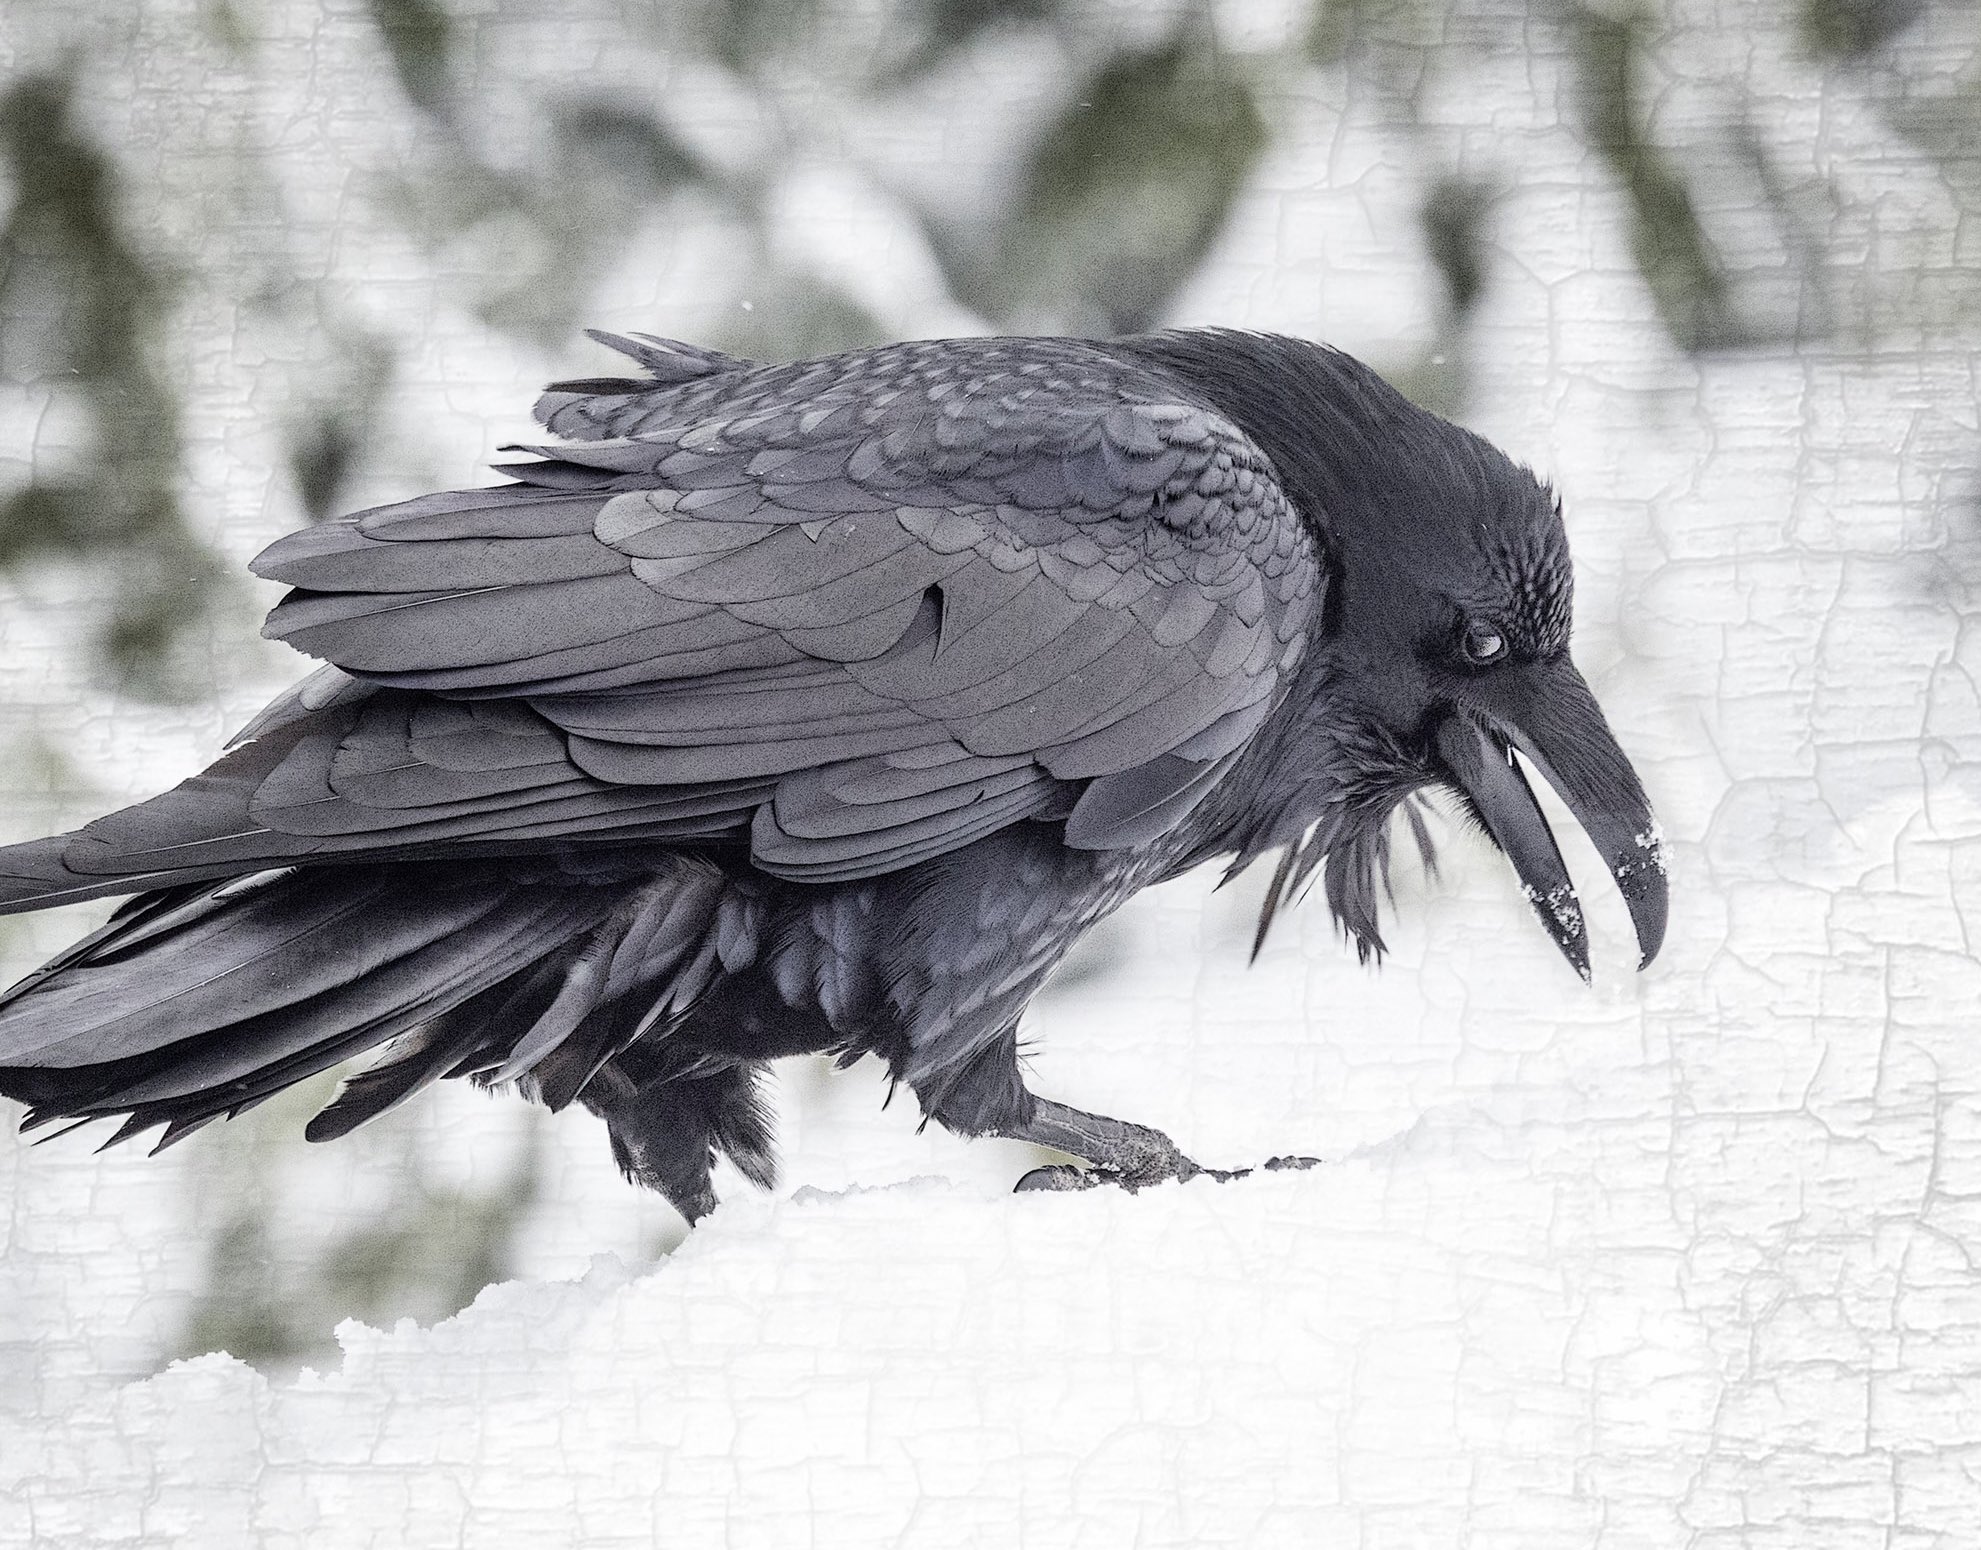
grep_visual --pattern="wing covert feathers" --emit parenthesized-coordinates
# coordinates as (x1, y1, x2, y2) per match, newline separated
(238, 336, 1322, 878)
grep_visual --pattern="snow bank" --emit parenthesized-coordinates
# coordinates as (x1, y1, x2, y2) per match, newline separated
(9, 1081, 1981, 1550)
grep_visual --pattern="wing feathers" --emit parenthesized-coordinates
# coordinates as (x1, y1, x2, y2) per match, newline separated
(258, 521, 616, 593)
(359, 617, 804, 696)
(268, 571, 667, 672)
(751, 774, 1053, 882)
(772, 752, 1049, 840)
(1063, 753, 1236, 851)
(92, 339, 1325, 890)
(567, 723, 944, 785)
(350, 489, 608, 541)
(542, 673, 923, 746)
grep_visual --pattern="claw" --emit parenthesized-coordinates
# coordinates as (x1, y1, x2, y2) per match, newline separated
(1014, 1164, 1100, 1193)
(1011, 1154, 1316, 1194)
(999, 1098, 1317, 1195)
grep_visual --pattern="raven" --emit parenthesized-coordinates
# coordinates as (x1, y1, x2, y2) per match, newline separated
(0, 330, 1666, 1219)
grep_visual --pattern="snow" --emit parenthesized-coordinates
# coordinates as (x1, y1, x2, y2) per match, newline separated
(0, 1160, 1918, 1547)
(11, 1083, 1981, 1548)
(5, 0, 1981, 1544)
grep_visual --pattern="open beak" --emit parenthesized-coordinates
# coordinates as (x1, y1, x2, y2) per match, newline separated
(1433, 664, 1668, 981)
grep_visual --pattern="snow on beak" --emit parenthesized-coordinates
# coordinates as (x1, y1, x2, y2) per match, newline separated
(1433, 665, 1668, 980)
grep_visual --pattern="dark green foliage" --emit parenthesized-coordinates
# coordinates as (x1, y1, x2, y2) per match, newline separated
(377, 98, 706, 349)
(0, 71, 226, 699)
(1379, 175, 1498, 418)
(699, 0, 820, 74)
(943, 29, 1266, 333)
(1305, 0, 1442, 104)
(315, 1132, 542, 1332)
(177, 1215, 296, 1367)
(368, 0, 455, 117)
(719, 272, 892, 360)
(0, 76, 164, 386)
(289, 329, 394, 522)
(202, 0, 254, 56)
(555, 101, 705, 195)
(290, 414, 368, 524)
(178, 1099, 546, 1371)
(1568, 5, 1738, 353)
(98, 534, 229, 701)
(882, 0, 1060, 82)
(1310, 0, 1847, 355)
(1839, 9, 1981, 254)
(1421, 175, 1494, 320)
(1800, 0, 1923, 59)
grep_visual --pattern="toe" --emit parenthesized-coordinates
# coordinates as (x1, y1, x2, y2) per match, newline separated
(1015, 1164, 1098, 1194)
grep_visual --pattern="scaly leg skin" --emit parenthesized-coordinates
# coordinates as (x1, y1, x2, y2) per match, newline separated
(993, 1097, 1322, 1194)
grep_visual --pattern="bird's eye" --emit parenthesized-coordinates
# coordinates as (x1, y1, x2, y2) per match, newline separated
(1460, 620, 1507, 665)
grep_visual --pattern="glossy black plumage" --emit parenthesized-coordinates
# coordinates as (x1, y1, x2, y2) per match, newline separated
(0, 330, 1668, 1216)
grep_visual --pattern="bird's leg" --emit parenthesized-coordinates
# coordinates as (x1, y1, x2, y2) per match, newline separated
(903, 1024, 1319, 1193)
(992, 1097, 1289, 1193)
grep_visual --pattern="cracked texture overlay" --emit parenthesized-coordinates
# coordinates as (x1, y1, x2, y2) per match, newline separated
(3, 1, 1980, 1545)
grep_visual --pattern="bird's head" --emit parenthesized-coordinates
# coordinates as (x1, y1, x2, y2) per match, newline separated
(1130, 329, 1668, 981)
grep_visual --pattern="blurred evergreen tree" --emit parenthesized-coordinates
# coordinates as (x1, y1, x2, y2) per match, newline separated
(930, 24, 1266, 332)
(0, 71, 227, 700)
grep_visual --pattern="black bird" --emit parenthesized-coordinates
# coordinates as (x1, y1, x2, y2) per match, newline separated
(0, 330, 1667, 1219)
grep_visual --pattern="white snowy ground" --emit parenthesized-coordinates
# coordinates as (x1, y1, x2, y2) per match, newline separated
(5, 2, 1981, 1545)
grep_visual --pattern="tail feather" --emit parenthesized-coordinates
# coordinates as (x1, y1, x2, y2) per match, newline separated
(301, 1003, 507, 1143)
(0, 856, 735, 1174)
(302, 922, 637, 1143)
(71, 893, 584, 1110)
(0, 867, 542, 1069)
(0, 879, 216, 1012)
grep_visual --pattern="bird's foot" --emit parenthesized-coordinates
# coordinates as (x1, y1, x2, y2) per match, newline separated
(1011, 1157, 1240, 1193)
(997, 1098, 1323, 1196)
(1013, 1164, 1100, 1193)
(1010, 1150, 1325, 1196)
(1263, 1154, 1324, 1172)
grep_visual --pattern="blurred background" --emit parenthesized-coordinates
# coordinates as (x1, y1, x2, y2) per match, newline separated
(2, 0, 1976, 1398)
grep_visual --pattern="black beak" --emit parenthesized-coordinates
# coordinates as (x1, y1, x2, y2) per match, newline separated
(1433, 664, 1668, 980)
